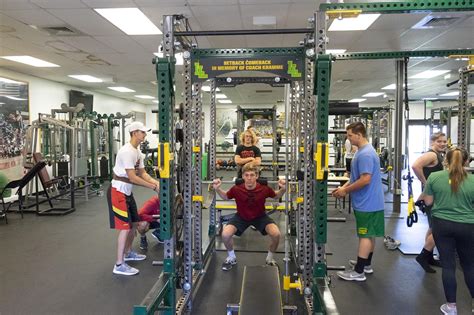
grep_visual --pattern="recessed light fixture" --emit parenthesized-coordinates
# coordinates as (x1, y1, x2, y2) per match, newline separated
(108, 86, 135, 92)
(1, 55, 60, 67)
(362, 92, 384, 97)
(0, 77, 25, 84)
(154, 52, 183, 65)
(215, 94, 227, 99)
(326, 49, 347, 54)
(68, 75, 103, 83)
(218, 99, 232, 104)
(440, 91, 459, 96)
(135, 95, 155, 99)
(410, 70, 450, 79)
(201, 86, 221, 92)
(328, 14, 380, 31)
(95, 8, 162, 35)
(349, 98, 366, 102)
(381, 83, 410, 90)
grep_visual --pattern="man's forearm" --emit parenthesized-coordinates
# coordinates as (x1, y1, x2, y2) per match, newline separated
(215, 188, 229, 200)
(344, 178, 369, 194)
(274, 189, 286, 200)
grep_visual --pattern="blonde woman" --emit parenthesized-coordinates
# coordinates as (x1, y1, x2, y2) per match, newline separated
(422, 148, 474, 315)
(234, 129, 262, 178)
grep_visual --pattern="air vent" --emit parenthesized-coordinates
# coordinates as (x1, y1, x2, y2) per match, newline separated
(255, 90, 273, 93)
(412, 15, 464, 29)
(41, 26, 82, 36)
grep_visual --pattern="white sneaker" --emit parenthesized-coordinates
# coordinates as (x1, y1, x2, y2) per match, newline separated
(337, 270, 366, 281)
(124, 250, 146, 261)
(440, 303, 457, 315)
(348, 259, 374, 274)
(113, 263, 139, 276)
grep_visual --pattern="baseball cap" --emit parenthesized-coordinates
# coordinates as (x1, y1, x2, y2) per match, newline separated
(128, 121, 150, 133)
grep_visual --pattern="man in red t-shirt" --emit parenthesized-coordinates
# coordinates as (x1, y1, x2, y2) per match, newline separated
(137, 196, 163, 250)
(213, 163, 286, 271)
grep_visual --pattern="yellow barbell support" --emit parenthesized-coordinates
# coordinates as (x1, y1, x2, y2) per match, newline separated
(157, 143, 171, 178)
(326, 9, 362, 19)
(283, 275, 303, 294)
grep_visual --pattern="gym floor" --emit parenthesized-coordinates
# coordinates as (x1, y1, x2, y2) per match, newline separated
(0, 185, 472, 314)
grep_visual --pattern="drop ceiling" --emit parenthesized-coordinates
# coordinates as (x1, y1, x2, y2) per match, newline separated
(0, 0, 473, 107)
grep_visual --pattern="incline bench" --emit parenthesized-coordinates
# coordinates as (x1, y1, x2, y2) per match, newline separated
(227, 265, 283, 315)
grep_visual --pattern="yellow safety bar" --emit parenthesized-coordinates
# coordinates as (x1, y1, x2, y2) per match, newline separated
(326, 9, 362, 19)
(157, 142, 172, 178)
(315, 142, 329, 181)
(215, 204, 288, 211)
(283, 275, 303, 294)
(192, 195, 203, 202)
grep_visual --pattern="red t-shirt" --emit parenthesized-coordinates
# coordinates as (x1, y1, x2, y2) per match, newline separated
(226, 183, 276, 221)
(138, 196, 160, 222)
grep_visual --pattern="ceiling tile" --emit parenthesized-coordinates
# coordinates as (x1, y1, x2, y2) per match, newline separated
(1, 9, 65, 26)
(191, 5, 242, 30)
(240, 4, 290, 29)
(188, 0, 238, 5)
(31, 0, 88, 9)
(60, 36, 117, 53)
(47, 8, 124, 36)
(80, 0, 136, 8)
(0, 0, 39, 10)
(94, 35, 148, 53)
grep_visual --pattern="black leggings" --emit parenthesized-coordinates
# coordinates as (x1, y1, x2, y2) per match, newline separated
(432, 217, 474, 303)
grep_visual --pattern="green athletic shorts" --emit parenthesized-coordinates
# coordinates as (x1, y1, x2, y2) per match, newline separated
(354, 210, 385, 238)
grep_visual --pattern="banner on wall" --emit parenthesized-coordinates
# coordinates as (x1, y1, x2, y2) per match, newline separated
(0, 77, 29, 196)
(192, 56, 304, 82)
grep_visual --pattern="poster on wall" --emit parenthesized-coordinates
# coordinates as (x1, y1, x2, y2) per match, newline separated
(0, 77, 29, 195)
(216, 108, 237, 151)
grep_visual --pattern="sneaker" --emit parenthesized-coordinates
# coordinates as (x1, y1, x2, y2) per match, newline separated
(113, 263, 139, 276)
(348, 260, 373, 274)
(384, 236, 401, 250)
(139, 236, 148, 250)
(337, 270, 366, 282)
(440, 303, 457, 315)
(124, 250, 146, 261)
(429, 256, 442, 267)
(222, 257, 237, 271)
(416, 254, 436, 273)
(266, 259, 278, 266)
(151, 229, 164, 243)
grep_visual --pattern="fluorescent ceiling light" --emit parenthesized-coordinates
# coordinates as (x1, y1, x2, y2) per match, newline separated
(423, 97, 438, 100)
(253, 16, 276, 26)
(108, 86, 135, 92)
(349, 98, 366, 102)
(153, 52, 183, 65)
(1, 55, 59, 67)
(440, 91, 459, 96)
(0, 77, 25, 84)
(328, 14, 380, 31)
(218, 99, 232, 104)
(95, 8, 162, 35)
(410, 70, 450, 79)
(201, 86, 220, 92)
(68, 75, 103, 83)
(215, 94, 227, 99)
(3, 96, 27, 100)
(152, 100, 159, 103)
(381, 83, 410, 90)
(326, 49, 347, 54)
(135, 95, 155, 99)
(444, 73, 451, 80)
(362, 92, 384, 97)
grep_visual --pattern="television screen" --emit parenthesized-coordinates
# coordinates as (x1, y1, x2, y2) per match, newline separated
(69, 90, 93, 112)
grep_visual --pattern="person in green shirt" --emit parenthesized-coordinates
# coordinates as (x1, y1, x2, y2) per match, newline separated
(422, 147, 474, 315)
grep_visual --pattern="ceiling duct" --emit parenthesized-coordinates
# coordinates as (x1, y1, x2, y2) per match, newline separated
(41, 26, 83, 36)
(412, 15, 465, 29)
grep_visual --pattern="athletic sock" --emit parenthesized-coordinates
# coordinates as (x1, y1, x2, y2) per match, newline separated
(354, 256, 369, 274)
(228, 250, 236, 259)
(266, 251, 274, 262)
(368, 252, 373, 265)
(421, 248, 433, 257)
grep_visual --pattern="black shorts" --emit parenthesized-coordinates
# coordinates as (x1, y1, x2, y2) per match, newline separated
(227, 213, 276, 236)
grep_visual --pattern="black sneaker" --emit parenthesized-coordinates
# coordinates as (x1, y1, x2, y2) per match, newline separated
(222, 257, 237, 271)
(151, 229, 164, 243)
(416, 254, 436, 273)
(139, 236, 148, 250)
